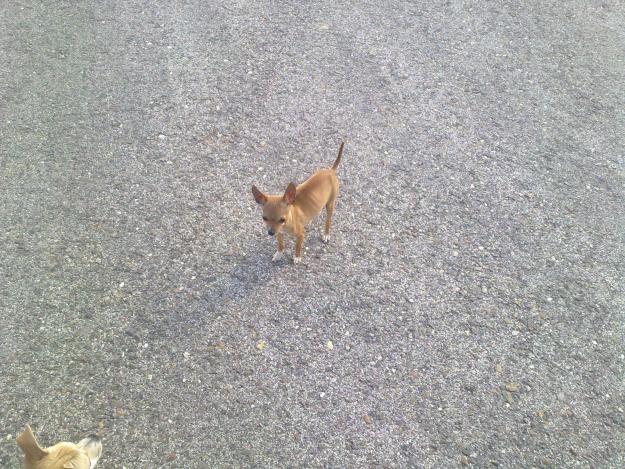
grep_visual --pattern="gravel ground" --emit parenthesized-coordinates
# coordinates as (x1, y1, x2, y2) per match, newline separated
(1, 1, 624, 467)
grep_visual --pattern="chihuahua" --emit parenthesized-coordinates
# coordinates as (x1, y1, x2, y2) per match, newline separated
(16, 424, 102, 469)
(252, 142, 344, 264)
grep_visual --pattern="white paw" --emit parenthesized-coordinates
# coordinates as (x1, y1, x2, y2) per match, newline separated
(322, 234, 330, 243)
(272, 251, 283, 262)
(293, 256, 301, 265)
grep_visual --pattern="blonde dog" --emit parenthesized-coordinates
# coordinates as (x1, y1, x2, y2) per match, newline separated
(16, 424, 102, 469)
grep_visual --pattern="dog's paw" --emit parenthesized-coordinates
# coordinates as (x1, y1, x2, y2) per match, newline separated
(293, 256, 302, 265)
(322, 234, 330, 243)
(272, 251, 283, 262)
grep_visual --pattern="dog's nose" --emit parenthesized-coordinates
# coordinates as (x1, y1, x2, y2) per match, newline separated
(268, 229, 275, 236)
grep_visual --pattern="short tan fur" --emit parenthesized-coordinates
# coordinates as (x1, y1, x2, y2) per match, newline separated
(252, 142, 344, 264)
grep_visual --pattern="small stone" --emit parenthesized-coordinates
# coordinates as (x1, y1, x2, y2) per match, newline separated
(256, 340, 267, 350)
(147, 374, 153, 381)
(495, 364, 503, 373)
(557, 392, 565, 401)
(505, 383, 519, 392)
(504, 391, 514, 404)
(165, 452, 176, 462)
(6, 434, 12, 440)
(326, 340, 334, 350)
(461, 455, 470, 466)
(363, 414, 373, 424)
(183, 351, 190, 360)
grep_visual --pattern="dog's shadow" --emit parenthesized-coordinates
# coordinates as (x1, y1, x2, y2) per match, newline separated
(197, 248, 288, 320)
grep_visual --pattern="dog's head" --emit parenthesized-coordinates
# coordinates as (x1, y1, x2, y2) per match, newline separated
(16, 425, 102, 469)
(251, 182, 296, 236)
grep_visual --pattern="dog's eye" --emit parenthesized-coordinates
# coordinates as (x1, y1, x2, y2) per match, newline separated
(262, 216, 268, 221)
(279, 218, 285, 223)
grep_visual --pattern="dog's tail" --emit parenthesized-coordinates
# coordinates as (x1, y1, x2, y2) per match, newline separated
(332, 141, 345, 170)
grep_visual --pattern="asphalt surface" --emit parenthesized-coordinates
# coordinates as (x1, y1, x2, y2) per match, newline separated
(1, 1, 624, 467)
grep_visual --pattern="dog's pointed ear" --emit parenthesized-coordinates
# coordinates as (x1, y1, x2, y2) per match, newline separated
(252, 185, 267, 205)
(283, 182, 297, 204)
(16, 425, 48, 461)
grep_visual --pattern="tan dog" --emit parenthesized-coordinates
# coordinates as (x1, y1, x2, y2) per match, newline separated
(252, 142, 344, 264)
(16, 425, 102, 469)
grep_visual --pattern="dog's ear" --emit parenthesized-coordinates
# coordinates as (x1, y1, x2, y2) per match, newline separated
(16, 425, 48, 461)
(77, 435, 103, 468)
(252, 185, 267, 205)
(283, 182, 296, 204)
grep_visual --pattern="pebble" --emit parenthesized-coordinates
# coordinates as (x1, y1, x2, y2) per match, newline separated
(326, 340, 334, 350)
(505, 383, 519, 392)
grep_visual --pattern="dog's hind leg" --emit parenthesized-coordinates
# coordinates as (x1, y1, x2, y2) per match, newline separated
(323, 198, 336, 243)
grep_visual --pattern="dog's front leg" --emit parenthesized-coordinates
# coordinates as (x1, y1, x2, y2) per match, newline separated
(272, 232, 285, 262)
(294, 232, 304, 264)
